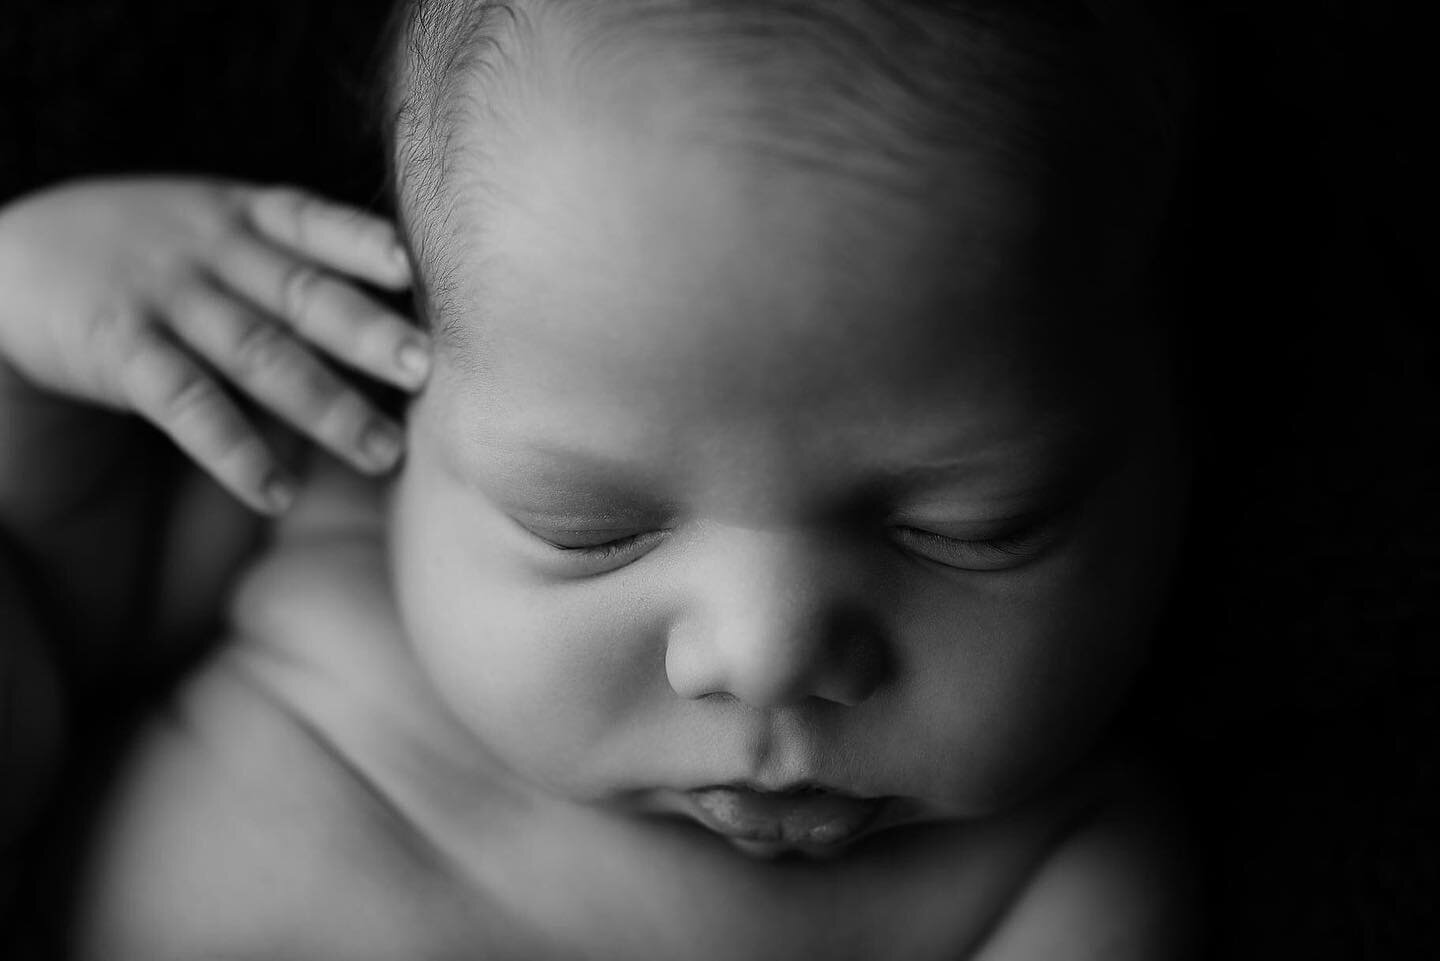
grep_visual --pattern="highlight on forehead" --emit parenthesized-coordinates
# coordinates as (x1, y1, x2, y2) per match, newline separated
(382, 0, 1189, 344)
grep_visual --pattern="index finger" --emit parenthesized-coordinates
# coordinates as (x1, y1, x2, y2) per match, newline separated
(246, 186, 412, 291)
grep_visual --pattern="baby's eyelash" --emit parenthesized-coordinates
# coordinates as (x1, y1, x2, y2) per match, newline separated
(547, 532, 648, 559)
(519, 524, 670, 575)
(517, 513, 1062, 576)
(892, 521, 1057, 571)
(978, 528, 1047, 556)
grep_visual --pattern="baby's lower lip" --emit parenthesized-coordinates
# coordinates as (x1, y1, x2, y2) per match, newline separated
(683, 785, 886, 849)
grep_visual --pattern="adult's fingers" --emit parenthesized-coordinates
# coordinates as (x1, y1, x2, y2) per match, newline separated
(213, 235, 430, 391)
(166, 285, 405, 478)
(119, 326, 289, 514)
(244, 185, 412, 291)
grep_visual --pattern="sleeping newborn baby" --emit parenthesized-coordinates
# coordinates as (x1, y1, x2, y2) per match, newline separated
(71, 0, 1196, 957)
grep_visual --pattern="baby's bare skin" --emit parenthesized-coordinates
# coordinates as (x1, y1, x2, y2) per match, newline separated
(0, 178, 426, 513)
(0, 180, 430, 901)
(6, 9, 1200, 955)
(75, 462, 1190, 961)
(2, 166, 1195, 961)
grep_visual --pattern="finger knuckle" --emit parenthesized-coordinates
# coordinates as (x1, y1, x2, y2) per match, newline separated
(250, 184, 311, 238)
(156, 365, 220, 424)
(202, 416, 258, 466)
(214, 181, 252, 217)
(255, 183, 306, 216)
(231, 319, 290, 376)
(298, 360, 344, 406)
(196, 224, 243, 266)
(153, 376, 253, 462)
(279, 263, 324, 323)
(363, 314, 410, 360)
(116, 329, 167, 400)
(316, 391, 370, 444)
(191, 193, 246, 246)
(362, 216, 399, 251)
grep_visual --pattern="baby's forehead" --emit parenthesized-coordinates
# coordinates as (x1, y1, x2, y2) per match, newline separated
(436, 124, 1144, 387)
(431, 146, 1148, 454)
(395, 0, 1170, 295)
(399, 0, 1171, 378)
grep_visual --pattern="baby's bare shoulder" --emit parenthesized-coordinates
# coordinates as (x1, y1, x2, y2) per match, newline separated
(75, 655, 472, 961)
(974, 760, 1198, 961)
(76, 473, 478, 960)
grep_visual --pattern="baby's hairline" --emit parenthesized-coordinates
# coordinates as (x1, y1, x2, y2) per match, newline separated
(385, 0, 1190, 346)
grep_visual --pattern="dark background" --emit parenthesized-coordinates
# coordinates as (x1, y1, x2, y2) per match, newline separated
(1, 0, 1434, 957)
(1161, 2, 1436, 957)
(0, 0, 397, 208)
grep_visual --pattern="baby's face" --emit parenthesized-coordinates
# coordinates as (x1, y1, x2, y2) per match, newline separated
(389, 74, 1185, 856)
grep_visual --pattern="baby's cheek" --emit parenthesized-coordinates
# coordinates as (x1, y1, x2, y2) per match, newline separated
(430, 587, 671, 794)
(913, 440, 1182, 809)
(890, 556, 1150, 812)
(389, 462, 671, 793)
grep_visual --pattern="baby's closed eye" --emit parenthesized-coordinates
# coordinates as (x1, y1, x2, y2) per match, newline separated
(506, 504, 1072, 579)
(890, 519, 1062, 572)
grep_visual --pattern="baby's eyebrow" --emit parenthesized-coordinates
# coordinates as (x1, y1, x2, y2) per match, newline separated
(880, 428, 1121, 492)
(452, 432, 663, 504)
(878, 460, 1068, 504)
(471, 433, 638, 475)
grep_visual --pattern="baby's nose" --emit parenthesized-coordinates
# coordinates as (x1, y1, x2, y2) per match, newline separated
(664, 529, 889, 710)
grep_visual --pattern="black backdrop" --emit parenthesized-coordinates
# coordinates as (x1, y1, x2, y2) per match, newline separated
(0, 0, 396, 207)
(1, 1, 1434, 958)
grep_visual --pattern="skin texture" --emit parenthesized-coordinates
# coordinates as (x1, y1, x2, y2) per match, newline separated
(72, 15, 1197, 960)
(390, 37, 1188, 848)
(76, 461, 1192, 960)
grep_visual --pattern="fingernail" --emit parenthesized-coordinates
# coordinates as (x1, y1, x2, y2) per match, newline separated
(265, 475, 295, 513)
(363, 424, 402, 467)
(397, 340, 430, 382)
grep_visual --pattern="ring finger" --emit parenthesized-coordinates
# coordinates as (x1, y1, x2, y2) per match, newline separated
(166, 283, 405, 475)
(214, 234, 430, 391)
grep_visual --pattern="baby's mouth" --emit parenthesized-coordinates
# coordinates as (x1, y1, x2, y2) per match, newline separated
(683, 784, 887, 854)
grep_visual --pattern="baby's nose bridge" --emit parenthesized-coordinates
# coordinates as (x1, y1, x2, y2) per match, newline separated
(665, 527, 888, 708)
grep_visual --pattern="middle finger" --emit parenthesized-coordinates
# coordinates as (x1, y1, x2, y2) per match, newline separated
(212, 234, 430, 391)
(166, 283, 405, 475)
